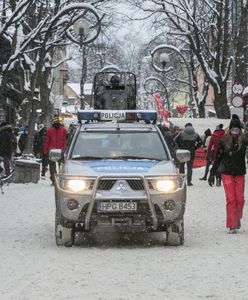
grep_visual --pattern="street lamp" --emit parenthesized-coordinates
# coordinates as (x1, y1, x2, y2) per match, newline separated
(151, 44, 194, 109)
(72, 19, 90, 110)
(73, 19, 90, 48)
(73, 18, 90, 109)
(68, 7, 102, 110)
(150, 50, 171, 111)
(160, 53, 170, 111)
(159, 53, 170, 69)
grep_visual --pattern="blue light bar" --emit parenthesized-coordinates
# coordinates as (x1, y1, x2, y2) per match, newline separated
(77, 110, 157, 122)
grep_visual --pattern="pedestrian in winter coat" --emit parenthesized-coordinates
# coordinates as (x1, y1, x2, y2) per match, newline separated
(199, 129, 212, 181)
(13, 127, 21, 156)
(33, 124, 47, 158)
(18, 125, 29, 154)
(174, 123, 203, 186)
(200, 124, 225, 184)
(44, 116, 67, 185)
(208, 118, 248, 234)
(158, 123, 176, 158)
(33, 124, 48, 177)
(0, 122, 15, 177)
(203, 128, 212, 147)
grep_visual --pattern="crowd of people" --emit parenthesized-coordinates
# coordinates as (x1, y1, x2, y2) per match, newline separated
(0, 116, 71, 185)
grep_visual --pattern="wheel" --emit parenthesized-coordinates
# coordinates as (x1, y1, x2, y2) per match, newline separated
(55, 211, 74, 247)
(166, 219, 184, 246)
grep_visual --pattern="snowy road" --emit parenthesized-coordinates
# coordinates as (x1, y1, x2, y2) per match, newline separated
(1, 167, 248, 300)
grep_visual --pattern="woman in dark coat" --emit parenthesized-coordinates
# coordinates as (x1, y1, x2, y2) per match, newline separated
(0, 122, 15, 176)
(208, 118, 248, 233)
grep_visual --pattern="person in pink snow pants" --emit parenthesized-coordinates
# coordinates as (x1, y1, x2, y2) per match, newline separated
(208, 116, 248, 234)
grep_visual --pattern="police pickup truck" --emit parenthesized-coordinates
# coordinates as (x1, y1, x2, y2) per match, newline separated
(50, 110, 190, 247)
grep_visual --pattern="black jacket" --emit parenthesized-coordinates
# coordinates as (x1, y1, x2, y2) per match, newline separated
(0, 124, 15, 157)
(174, 126, 203, 157)
(158, 125, 176, 157)
(33, 127, 47, 156)
(211, 134, 248, 176)
(18, 132, 28, 153)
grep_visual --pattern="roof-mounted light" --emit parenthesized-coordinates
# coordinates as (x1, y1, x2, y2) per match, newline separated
(77, 110, 157, 122)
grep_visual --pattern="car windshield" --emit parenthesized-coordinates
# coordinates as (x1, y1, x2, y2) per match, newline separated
(71, 131, 168, 161)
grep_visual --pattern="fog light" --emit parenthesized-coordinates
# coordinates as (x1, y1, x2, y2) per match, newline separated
(67, 199, 79, 210)
(163, 199, 176, 211)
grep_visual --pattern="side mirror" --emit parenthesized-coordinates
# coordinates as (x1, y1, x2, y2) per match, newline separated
(176, 149, 190, 163)
(49, 149, 63, 162)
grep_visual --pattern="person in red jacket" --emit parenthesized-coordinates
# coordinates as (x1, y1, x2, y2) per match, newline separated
(44, 116, 67, 185)
(200, 124, 225, 184)
(207, 124, 225, 161)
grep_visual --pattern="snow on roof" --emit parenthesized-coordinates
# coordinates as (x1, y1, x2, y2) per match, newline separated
(67, 83, 93, 96)
(99, 64, 120, 72)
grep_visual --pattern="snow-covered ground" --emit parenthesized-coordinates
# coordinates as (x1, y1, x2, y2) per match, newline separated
(1, 166, 248, 300)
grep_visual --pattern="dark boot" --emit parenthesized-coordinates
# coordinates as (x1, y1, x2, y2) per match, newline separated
(216, 177, 221, 186)
(199, 176, 207, 181)
(237, 219, 241, 229)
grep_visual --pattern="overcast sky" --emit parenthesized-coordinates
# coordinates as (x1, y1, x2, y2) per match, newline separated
(109, 3, 155, 45)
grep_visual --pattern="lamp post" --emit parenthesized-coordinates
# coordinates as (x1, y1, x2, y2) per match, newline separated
(149, 51, 170, 111)
(24, 88, 40, 154)
(159, 53, 170, 111)
(151, 44, 194, 112)
(73, 19, 90, 110)
(68, 7, 102, 110)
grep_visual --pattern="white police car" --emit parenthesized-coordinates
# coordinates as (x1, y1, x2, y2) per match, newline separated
(50, 110, 190, 246)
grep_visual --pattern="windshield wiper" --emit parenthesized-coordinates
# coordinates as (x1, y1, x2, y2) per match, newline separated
(71, 156, 107, 160)
(71, 155, 162, 161)
(112, 156, 161, 161)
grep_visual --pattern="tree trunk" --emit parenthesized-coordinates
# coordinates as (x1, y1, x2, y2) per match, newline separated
(235, 3, 248, 85)
(213, 84, 230, 119)
(40, 70, 52, 126)
(24, 93, 39, 155)
(198, 100, 206, 118)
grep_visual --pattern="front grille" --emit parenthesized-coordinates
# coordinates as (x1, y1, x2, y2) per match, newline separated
(127, 179, 144, 190)
(97, 179, 116, 190)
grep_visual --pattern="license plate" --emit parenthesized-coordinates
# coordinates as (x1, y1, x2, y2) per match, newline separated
(97, 202, 137, 212)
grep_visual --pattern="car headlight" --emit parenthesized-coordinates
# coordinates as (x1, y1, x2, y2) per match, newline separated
(58, 177, 94, 192)
(155, 180, 176, 193)
(148, 176, 184, 193)
(67, 179, 86, 192)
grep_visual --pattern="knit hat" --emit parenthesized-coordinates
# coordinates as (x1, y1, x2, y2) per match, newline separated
(185, 122, 192, 128)
(53, 115, 60, 124)
(231, 114, 240, 120)
(216, 123, 223, 130)
(229, 118, 242, 129)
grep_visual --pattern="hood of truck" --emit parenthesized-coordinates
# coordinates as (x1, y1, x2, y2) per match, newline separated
(63, 159, 176, 176)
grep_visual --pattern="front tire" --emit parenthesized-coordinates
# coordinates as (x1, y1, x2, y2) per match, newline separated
(166, 219, 184, 246)
(55, 211, 74, 247)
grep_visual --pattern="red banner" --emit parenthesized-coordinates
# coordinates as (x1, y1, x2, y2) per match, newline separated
(176, 105, 190, 115)
(153, 93, 170, 124)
